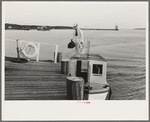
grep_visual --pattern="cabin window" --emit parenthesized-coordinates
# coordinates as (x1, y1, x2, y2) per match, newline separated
(93, 64, 103, 75)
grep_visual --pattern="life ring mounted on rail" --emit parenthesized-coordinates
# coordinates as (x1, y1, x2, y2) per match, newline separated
(22, 42, 38, 58)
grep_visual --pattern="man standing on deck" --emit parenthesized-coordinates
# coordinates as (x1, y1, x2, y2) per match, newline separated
(68, 24, 85, 57)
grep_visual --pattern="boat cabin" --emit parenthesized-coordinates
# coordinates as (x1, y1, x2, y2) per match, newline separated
(69, 54, 107, 85)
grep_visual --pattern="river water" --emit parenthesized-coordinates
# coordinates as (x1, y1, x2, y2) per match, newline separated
(5, 29, 146, 100)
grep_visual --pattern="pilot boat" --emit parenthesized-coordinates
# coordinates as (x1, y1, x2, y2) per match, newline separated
(68, 53, 111, 100)
(67, 25, 111, 100)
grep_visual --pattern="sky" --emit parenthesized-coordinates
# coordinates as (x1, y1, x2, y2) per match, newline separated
(3, 1, 148, 29)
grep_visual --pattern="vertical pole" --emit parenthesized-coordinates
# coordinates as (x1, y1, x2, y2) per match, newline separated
(16, 39, 20, 60)
(54, 44, 58, 63)
(19, 41, 22, 58)
(87, 40, 90, 58)
(36, 43, 40, 62)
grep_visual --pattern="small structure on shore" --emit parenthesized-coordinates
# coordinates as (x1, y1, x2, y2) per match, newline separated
(37, 26, 49, 31)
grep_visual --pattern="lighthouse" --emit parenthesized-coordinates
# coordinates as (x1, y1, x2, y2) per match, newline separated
(115, 23, 119, 30)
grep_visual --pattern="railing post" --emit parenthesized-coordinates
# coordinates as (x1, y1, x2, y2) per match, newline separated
(36, 43, 40, 62)
(87, 40, 90, 58)
(54, 44, 59, 63)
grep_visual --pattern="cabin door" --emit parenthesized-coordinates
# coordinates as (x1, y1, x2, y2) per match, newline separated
(88, 60, 107, 84)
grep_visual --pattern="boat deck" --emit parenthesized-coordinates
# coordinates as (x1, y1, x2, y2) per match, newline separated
(5, 57, 67, 100)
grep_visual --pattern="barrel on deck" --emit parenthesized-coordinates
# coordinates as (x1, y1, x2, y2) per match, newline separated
(66, 77, 84, 100)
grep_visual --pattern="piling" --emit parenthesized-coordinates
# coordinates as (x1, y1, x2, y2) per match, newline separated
(54, 52, 62, 63)
(66, 77, 84, 100)
(61, 59, 70, 75)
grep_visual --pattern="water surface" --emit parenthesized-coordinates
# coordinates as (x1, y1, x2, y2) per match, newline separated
(5, 29, 146, 100)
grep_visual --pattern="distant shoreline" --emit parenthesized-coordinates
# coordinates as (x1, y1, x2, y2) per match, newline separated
(5, 23, 119, 31)
(5, 23, 146, 31)
(81, 28, 118, 31)
(134, 28, 146, 30)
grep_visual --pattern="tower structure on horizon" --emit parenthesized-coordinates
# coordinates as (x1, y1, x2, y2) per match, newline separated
(115, 23, 119, 30)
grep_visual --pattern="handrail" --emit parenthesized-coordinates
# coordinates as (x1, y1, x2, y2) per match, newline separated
(5, 39, 59, 63)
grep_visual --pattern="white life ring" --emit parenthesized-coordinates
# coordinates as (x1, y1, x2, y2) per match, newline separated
(22, 42, 38, 58)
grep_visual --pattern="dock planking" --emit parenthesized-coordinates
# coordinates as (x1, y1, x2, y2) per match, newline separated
(5, 58, 67, 100)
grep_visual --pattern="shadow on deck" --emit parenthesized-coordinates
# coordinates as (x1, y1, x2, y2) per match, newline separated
(5, 57, 67, 100)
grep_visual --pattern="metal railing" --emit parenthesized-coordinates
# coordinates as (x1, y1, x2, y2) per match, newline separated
(5, 39, 59, 63)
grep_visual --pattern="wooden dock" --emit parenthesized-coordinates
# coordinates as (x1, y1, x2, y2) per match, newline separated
(5, 57, 67, 100)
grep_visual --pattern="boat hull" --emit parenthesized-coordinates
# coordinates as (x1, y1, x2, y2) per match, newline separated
(89, 92, 109, 100)
(84, 83, 112, 100)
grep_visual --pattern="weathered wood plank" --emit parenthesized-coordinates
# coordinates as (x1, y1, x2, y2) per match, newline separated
(5, 58, 68, 100)
(6, 71, 62, 76)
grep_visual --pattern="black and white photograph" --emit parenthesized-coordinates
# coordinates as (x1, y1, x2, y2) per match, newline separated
(2, 1, 149, 121)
